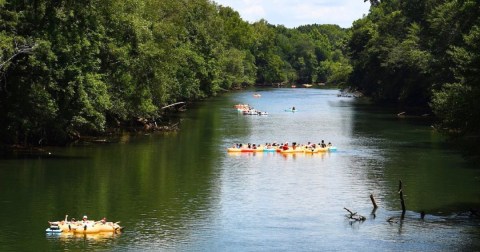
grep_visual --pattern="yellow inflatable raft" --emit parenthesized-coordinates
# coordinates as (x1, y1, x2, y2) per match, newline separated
(227, 147, 264, 152)
(73, 221, 122, 234)
(59, 231, 116, 240)
(74, 222, 101, 234)
(315, 147, 329, 152)
(279, 146, 310, 154)
(48, 216, 123, 234)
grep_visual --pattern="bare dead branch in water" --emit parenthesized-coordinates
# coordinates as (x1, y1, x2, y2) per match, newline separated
(398, 180, 406, 218)
(370, 194, 378, 209)
(344, 207, 366, 222)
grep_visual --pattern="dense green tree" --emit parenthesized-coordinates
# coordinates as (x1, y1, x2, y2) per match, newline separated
(432, 22, 480, 136)
(347, 0, 480, 149)
(217, 5, 256, 88)
(1, 0, 111, 144)
(0, 0, 350, 146)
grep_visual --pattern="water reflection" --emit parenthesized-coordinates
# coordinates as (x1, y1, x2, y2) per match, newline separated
(45, 232, 121, 250)
(0, 88, 479, 251)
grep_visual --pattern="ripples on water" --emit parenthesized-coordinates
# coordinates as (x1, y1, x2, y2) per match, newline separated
(1, 88, 479, 251)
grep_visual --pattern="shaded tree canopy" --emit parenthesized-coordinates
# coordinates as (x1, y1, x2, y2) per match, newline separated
(347, 0, 480, 141)
(0, 0, 348, 145)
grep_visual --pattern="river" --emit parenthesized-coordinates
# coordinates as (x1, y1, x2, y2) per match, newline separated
(0, 88, 479, 251)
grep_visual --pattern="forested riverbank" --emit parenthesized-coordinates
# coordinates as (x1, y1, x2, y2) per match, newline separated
(1, 0, 480, 157)
(0, 0, 349, 146)
(347, 0, 480, 150)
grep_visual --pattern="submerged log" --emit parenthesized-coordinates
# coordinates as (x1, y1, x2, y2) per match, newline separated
(370, 194, 378, 209)
(398, 180, 406, 218)
(370, 194, 378, 218)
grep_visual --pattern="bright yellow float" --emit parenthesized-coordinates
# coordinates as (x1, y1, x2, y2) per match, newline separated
(47, 215, 123, 234)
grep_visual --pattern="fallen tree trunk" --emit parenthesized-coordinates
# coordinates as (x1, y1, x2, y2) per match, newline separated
(161, 102, 185, 110)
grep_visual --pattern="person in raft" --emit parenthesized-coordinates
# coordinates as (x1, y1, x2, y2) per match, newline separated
(282, 142, 289, 150)
(81, 215, 92, 230)
(321, 140, 326, 148)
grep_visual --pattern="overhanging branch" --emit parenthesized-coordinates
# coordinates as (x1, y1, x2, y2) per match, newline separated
(0, 42, 37, 71)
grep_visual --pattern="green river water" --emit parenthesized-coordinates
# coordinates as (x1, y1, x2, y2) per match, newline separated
(0, 88, 479, 251)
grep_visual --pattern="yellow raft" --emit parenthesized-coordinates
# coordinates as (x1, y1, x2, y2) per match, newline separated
(73, 221, 121, 234)
(279, 146, 329, 154)
(49, 219, 123, 234)
(58, 231, 116, 240)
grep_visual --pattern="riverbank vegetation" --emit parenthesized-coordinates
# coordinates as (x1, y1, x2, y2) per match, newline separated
(1, 0, 479, 155)
(347, 0, 480, 150)
(0, 0, 349, 146)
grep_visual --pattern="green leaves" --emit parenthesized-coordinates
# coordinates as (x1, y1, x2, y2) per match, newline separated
(71, 73, 111, 132)
(347, 0, 480, 140)
(431, 83, 472, 133)
(0, 0, 351, 145)
(434, 24, 480, 136)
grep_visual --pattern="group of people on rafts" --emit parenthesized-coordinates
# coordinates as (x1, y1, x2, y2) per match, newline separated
(234, 104, 268, 116)
(229, 140, 335, 153)
(47, 215, 123, 234)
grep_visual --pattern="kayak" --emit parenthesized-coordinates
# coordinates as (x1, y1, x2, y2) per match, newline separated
(284, 109, 297, 112)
